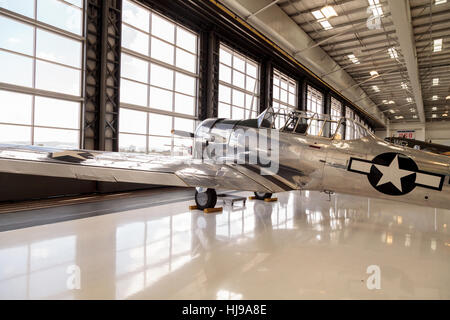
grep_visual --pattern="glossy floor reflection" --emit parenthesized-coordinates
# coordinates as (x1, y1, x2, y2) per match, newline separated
(0, 190, 449, 299)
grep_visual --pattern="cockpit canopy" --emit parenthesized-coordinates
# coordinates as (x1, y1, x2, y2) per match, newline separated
(256, 107, 371, 140)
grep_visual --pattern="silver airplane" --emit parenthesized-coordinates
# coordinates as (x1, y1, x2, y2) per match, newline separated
(0, 107, 448, 210)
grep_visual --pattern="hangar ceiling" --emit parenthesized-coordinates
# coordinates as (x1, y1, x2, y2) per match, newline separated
(221, 0, 450, 125)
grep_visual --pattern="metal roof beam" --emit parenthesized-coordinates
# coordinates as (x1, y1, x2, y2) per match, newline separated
(387, 0, 425, 123)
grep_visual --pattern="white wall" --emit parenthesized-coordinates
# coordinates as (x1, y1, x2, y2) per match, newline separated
(375, 121, 450, 145)
(375, 122, 426, 141)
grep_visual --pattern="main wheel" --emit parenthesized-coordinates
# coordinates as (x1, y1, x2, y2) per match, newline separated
(195, 188, 217, 210)
(254, 192, 272, 200)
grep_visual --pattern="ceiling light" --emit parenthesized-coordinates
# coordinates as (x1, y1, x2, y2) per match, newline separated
(433, 39, 443, 52)
(432, 114, 437, 118)
(433, 78, 439, 86)
(435, 0, 447, 5)
(395, 115, 404, 119)
(370, 70, 379, 77)
(348, 54, 360, 64)
(372, 85, 380, 92)
(406, 97, 413, 103)
(446, 95, 450, 99)
(321, 6, 338, 19)
(312, 10, 325, 20)
(368, 0, 383, 17)
(389, 109, 395, 114)
(443, 113, 448, 117)
(401, 82, 408, 89)
(382, 99, 388, 104)
(410, 108, 416, 112)
(413, 115, 418, 119)
(388, 100, 395, 104)
(388, 47, 398, 59)
(432, 95, 438, 100)
(432, 106, 437, 111)
(319, 20, 333, 30)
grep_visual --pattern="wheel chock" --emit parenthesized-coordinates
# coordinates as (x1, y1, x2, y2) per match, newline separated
(189, 205, 198, 210)
(203, 207, 223, 214)
(264, 197, 278, 202)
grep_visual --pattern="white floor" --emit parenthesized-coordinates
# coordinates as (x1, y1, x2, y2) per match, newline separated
(0, 190, 449, 300)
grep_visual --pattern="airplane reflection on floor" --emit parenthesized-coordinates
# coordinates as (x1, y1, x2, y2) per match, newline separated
(0, 190, 449, 299)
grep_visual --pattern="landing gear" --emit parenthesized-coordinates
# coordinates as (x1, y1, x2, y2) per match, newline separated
(253, 192, 273, 200)
(195, 188, 217, 210)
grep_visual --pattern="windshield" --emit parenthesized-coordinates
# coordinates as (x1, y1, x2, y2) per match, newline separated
(257, 108, 370, 140)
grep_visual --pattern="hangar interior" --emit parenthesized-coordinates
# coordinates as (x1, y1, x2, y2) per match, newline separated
(0, 0, 449, 299)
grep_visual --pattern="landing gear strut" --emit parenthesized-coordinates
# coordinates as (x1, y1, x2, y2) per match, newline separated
(253, 192, 273, 200)
(195, 188, 217, 210)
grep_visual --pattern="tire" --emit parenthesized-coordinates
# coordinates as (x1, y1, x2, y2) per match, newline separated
(253, 192, 273, 200)
(195, 188, 217, 210)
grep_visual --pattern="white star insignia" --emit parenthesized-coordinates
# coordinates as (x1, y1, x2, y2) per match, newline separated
(374, 155, 415, 192)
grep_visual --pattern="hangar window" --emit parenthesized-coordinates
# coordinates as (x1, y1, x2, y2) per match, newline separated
(0, 0, 84, 148)
(218, 44, 259, 120)
(119, 0, 198, 155)
(273, 69, 297, 128)
(330, 97, 343, 138)
(345, 107, 355, 139)
(306, 85, 324, 135)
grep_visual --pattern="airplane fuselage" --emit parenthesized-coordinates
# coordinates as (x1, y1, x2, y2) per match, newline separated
(196, 119, 450, 210)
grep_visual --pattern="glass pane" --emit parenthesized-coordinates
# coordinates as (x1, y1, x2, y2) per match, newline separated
(150, 64, 173, 90)
(232, 89, 244, 107)
(119, 133, 147, 153)
(0, 16, 34, 55)
(176, 48, 196, 73)
(247, 63, 257, 78)
(176, 27, 196, 53)
(289, 93, 296, 106)
(219, 64, 231, 83)
(148, 136, 171, 154)
(280, 89, 288, 103)
(173, 137, 193, 156)
(0, 0, 34, 18)
(121, 53, 148, 83)
(36, 60, 81, 96)
(36, 29, 82, 68)
(174, 117, 194, 133)
(149, 86, 172, 111)
(122, 0, 149, 32)
(37, 0, 82, 35)
(246, 76, 256, 92)
(175, 73, 195, 96)
(0, 51, 33, 87)
(120, 79, 147, 106)
(219, 47, 232, 66)
(273, 85, 279, 100)
(232, 70, 244, 88)
(233, 55, 245, 72)
(122, 24, 149, 56)
(34, 96, 80, 129)
(151, 37, 174, 65)
(151, 13, 174, 43)
(119, 108, 147, 134)
(148, 113, 172, 136)
(245, 94, 257, 111)
(232, 106, 244, 119)
(218, 84, 231, 103)
(0, 90, 32, 125)
(174, 93, 194, 115)
(65, 0, 82, 7)
(218, 103, 230, 119)
(34, 127, 79, 148)
(0, 124, 31, 144)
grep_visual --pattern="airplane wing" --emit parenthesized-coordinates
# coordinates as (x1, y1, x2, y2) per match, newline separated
(0, 144, 285, 193)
